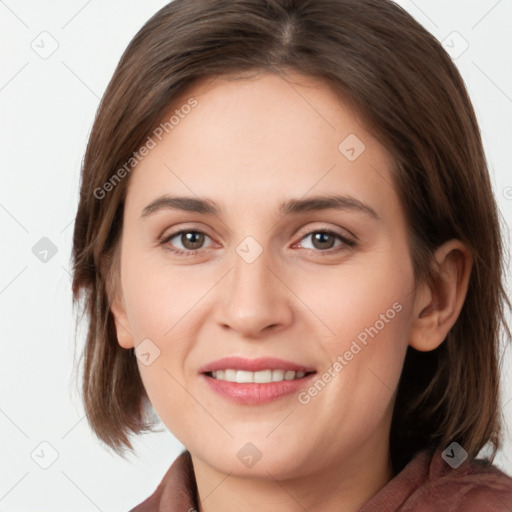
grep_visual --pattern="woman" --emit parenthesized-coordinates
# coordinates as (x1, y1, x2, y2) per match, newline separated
(71, 0, 512, 510)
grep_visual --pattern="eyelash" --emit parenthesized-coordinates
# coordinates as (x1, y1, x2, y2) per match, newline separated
(160, 228, 357, 257)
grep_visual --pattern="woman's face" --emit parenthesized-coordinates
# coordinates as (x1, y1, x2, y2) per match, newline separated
(113, 71, 418, 478)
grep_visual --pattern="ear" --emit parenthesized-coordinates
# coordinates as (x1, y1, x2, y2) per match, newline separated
(103, 247, 135, 350)
(409, 239, 472, 352)
(110, 290, 135, 350)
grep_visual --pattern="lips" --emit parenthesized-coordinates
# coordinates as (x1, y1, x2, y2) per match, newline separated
(198, 356, 316, 374)
(199, 356, 318, 405)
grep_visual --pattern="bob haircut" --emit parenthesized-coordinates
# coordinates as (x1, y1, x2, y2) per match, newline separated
(71, 0, 511, 474)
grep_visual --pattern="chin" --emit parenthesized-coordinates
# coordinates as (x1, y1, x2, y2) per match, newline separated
(196, 440, 312, 480)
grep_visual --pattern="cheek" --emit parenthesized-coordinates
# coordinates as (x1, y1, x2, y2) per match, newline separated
(121, 262, 201, 439)
(303, 251, 414, 405)
(121, 251, 205, 341)
(305, 254, 413, 349)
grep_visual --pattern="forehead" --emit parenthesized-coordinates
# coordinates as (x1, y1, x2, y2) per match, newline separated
(126, 71, 399, 221)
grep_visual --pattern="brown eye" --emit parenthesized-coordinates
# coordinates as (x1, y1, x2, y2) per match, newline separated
(310, 232, 337, 250)
(179, 231, 205, 250)
(161, 230, 213, 255)
(298, 229, 356, 253)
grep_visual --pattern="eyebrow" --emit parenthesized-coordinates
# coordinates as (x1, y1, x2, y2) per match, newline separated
(141, 194, 379, 220)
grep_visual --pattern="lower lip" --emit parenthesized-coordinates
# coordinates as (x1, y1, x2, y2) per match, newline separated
(200, 373, 316, 405)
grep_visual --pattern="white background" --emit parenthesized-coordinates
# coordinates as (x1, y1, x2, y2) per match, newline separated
(1, 0, 511, 510)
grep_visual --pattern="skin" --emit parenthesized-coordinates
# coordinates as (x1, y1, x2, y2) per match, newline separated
(111, 71, 472, 512)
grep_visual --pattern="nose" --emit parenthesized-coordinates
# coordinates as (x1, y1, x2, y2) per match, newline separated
(216, 245, 294, 337)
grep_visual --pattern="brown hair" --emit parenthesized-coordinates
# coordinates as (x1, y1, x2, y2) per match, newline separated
(71, 0, 511, 473)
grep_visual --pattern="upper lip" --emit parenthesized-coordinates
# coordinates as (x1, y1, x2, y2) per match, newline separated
(199, 356, 316, 374)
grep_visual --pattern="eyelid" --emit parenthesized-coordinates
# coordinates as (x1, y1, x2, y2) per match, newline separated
(159, 221, 214, 241)
(294, 223, 357, 244)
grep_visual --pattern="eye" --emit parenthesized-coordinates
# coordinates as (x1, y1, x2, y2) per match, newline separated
(160, 229, 215, 256)
(295, 229, 356, 254)
(160, 227, 356, 257)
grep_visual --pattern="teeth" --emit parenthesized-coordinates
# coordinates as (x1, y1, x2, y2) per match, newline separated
(254, 370, 272, 383)
(272, 369, 285, 382)
(211, 369, 307, 383)
(236, 370, 253, 383)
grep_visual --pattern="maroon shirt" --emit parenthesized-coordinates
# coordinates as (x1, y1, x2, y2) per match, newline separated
(129, 448, 512, 511)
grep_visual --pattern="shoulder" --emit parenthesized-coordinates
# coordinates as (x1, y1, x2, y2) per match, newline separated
(360, 448, 512, 511)
(405, 449, 512, 511)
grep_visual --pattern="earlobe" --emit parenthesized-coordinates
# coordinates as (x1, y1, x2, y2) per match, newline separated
(409, 240, 472, 352)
